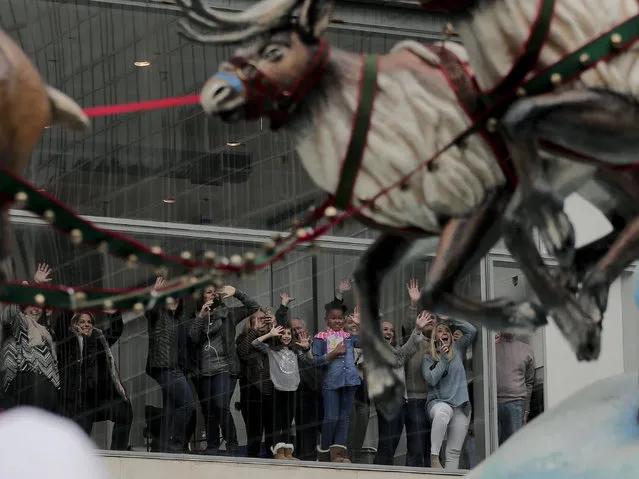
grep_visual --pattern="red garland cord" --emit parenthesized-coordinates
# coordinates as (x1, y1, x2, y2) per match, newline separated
(83, 95, 201, 117)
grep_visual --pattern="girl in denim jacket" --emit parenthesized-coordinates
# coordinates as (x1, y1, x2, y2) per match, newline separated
(312, 300, 361, 463)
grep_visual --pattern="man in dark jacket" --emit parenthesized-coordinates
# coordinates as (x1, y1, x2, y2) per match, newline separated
(146, 276, 196, 453)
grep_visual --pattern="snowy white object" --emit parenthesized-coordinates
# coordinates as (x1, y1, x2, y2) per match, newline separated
(467, 373, 639, 479)
(0, 407, 111, 479)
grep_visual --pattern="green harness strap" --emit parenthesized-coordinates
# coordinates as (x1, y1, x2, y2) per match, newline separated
(460, 13, 639, 145)
(479, 0, 556, 108)
(333, 54, 379, 211)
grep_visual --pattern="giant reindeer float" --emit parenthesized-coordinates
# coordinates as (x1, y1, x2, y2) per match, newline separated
(173, 0, 639, 417)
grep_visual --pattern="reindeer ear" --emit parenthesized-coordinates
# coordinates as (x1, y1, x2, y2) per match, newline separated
(298, 0, 334, 40)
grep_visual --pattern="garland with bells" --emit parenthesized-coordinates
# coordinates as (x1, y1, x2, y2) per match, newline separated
(3, 16, 638, 313)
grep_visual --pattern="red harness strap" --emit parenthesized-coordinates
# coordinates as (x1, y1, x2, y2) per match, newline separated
(427, 45, 517, 187)
(228, 38, 332, 130)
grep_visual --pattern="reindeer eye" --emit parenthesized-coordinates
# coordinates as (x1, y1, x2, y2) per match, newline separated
(262, 46, 284, 61)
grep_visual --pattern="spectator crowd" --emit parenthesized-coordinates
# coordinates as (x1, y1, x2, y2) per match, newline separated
(0, 263, 536, 470)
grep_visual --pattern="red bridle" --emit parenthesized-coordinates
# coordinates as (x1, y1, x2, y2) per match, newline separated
(226, 37, 332, 130)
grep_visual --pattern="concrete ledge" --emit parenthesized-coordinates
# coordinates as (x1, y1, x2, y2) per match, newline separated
(100, 452, 465, 479)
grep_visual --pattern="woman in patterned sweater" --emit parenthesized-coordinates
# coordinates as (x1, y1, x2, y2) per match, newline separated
(0, 263, 59, 413)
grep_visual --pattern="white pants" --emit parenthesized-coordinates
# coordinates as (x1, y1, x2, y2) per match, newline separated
(429, 402, 470, 470)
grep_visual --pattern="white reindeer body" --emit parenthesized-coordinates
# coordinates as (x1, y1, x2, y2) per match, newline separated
(293, 40, 597, 234)
(459, 0, 639, 97)
(295, 41, 508, 233)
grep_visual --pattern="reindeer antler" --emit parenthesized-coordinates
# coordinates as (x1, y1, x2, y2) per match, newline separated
(175, 0, 301, 44)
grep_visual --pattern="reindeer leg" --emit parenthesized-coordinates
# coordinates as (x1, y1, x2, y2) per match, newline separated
(353, 233, 414, 419)
(500, 89, 639, 266)
(420, 189, 548, 333)
(500, 88, 639, 358)
(577, 217, 639, 323)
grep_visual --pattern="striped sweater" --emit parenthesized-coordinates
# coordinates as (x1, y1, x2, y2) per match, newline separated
(0, 305, 60, 392)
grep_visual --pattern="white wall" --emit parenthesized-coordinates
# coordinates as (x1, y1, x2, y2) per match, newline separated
(100, 454, 461, 479)
(543, 194, 624, 408)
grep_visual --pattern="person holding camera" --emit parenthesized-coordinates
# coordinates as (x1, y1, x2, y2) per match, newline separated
(191, 284, 259, 455)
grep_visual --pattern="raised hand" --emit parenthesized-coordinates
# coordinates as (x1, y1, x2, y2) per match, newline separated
(34, 263, 53, 284)
(453, 329, 463, 341)
(219, 285, 236, 298)
(296, 336, 310, 350)
(406, 279, 421, 306)
(331, 342, 347, 357)
(351, 305, 360, 323)
(269, 325, 284, 338)
(416, 310, 435, 331)
(280, 292, 295, 306)
(153, 276, 166, 291)
(338, 277, 352, 293)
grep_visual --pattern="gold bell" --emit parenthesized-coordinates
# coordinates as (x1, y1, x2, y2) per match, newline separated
(103, 299, 114, 309)
(203, 250, 217, 262)
(74, 291, 87, 304)
(486, 118, 499, 133)
(14, 192, 28, 208)
(610, 33, 623, 49)
(516, 87, 527, 97)
(34, 294, 46, 306)
(133, 302, 145, 314)
(165, 296, 176, 307)
(151, 246, 163, 255)
(550, 73, 562, 86)
(296, 228, 307, 239)
(97, 241, 109, 254)
(324, 206, 338, 218)
(70, 229, 83, 245)
(244, 251, 256, 263)
(264, 240, 277, 254)
(230, 254, 243, 266)
(44, 210, 56, 223)
(180, 251, 192, 261)
(579, 53, 591, 66)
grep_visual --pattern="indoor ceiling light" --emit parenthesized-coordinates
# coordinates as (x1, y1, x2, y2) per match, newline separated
(227, 141, 241, 147)
(134, 60, 151, 67)
(163, 199, 176, 204)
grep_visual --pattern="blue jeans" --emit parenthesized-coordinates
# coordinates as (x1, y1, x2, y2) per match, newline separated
(405, 398, 431, 467)
(498, 399, 525, 445)
(151, 368, 196, 451)
(375, 401, 407, 465)
(197, 372, 238, 453)
(321, 386, 357, 449)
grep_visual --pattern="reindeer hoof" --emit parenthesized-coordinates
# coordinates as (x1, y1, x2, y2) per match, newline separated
(365, 361, 405, 420)
(528, 192, 575, 267)
(505, 301, 548, 333)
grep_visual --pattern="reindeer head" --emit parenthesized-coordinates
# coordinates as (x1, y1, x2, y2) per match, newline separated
(176, 0, 334, 129)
